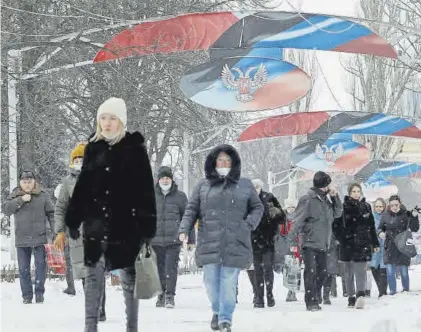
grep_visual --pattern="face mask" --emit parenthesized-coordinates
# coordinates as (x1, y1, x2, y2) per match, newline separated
(159, 183, 172, 191)
(216, 167, 231, 177)
(72, 164, 82, 172)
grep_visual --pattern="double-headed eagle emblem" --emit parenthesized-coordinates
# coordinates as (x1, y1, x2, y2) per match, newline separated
(221, 63, 268, 103)
(315, 143, 344, 166)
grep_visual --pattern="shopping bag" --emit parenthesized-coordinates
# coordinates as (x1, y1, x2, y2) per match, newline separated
(44, 243, 66, 275)
(134, 243, 162, 300)
(282, 255, 301, 291)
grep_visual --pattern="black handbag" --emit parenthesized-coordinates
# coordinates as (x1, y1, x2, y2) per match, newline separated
(394, 215, 417, 258)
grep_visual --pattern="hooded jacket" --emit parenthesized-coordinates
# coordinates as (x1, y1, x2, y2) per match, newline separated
(152, 182, 188, 246)
(178, 144, 264, 269)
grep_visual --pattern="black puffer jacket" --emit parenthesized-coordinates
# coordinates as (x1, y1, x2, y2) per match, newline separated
(152, 183, 187, 246)
(378, 206, 419, 266)
(251, 191, 285, 252)
(332, 196, 379, 262)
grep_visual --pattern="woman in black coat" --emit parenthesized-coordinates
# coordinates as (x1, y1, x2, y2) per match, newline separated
(332, 183, 379, 310)
(65, 97, 157, 332)
(378, 195, 419, 295)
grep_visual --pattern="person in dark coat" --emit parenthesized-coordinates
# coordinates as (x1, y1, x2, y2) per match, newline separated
(246, 179, 285, 308)
(65, 97, 157, 332)
(3, 170, 55, 304)
(288, 171, 343, 312)
(378, 195, 419, 294)
(332, 183, 379, 309)
(152, 166, 188, 308)
(178, 144, 263, 332)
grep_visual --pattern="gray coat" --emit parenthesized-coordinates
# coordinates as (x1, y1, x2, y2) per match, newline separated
(3, 183, 55, 247)
(152, 183, 188, 246)
(54, 170, 86, 279)
(287, 187, 343, 252)
(178, 144, 264, 269)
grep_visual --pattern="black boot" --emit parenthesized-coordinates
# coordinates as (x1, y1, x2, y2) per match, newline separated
(210, 314, 219, 331)
(323, 287, 331, 305)
(156, 294, 165, 307)
(348, 296, 356, 308)
(365, 290, 371, 298)
(63, 287, 76, 296)
(165, 294, 175, 308)
(379, 268, 388, 297)
(254, 298, 264, 308)
(267, 291, 275, 307)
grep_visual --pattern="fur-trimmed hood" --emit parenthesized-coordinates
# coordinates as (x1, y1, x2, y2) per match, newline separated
(204, 144, 241, 184)
(11, 182, 42, 198)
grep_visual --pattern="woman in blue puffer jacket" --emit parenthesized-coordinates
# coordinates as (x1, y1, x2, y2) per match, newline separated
(369, 198, 388, 298)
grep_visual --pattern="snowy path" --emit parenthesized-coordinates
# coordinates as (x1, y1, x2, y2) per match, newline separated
(1, 268, 421, 332)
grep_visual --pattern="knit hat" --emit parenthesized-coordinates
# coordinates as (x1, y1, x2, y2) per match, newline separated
(20, 170, 35, 180)
(97, 97, 127, 129)
(157, 166, 173, 180)
(70, 143, 86, 164)
(313, 171, 332, 189)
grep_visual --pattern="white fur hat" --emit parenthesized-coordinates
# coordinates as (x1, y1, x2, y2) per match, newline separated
(97, 97, 127, 128)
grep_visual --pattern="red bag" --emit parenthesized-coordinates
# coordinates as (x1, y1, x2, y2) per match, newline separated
(280, 220, 300, 259)
(44, 244, 66, 275)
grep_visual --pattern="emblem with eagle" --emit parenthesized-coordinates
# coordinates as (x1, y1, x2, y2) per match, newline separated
(315, 143, 344, 166)
(221, 63, 268, 103)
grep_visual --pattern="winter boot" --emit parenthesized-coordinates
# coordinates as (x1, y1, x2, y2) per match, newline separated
(35, 294, 44, 303)
(355, 291, 365, 309)
(211, 314, 219, 331)
(348, 296, 356, 308)
(379, 268, 388, 298)
(323, 287, 332, 305)
(365, 290, 371, 298)
(267, 292, 275, 307)
(99, 307, 106, 322)
(23, 298, 32, 304)
(156, 294, 165, 307)
(219, 322, 231, 332)
(254, 298, 264, 308)
(165, 295, 175, 308)
(306, 304, 322, 312)
(286, 290, 297, 302)
(63, 287, 76, 296)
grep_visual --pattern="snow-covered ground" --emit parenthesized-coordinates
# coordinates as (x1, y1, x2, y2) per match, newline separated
(1, 267, 421, 332)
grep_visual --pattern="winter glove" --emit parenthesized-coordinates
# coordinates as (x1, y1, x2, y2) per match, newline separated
(379, 232, 386, 240)
(54, 232, 66, 251)
(69, 228, 80, 240)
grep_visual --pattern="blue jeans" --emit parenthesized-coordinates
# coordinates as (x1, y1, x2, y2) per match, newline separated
(203, 264, 241, 325)
(386, 264, 409, 294)
(17, 246, 47, 300)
